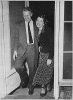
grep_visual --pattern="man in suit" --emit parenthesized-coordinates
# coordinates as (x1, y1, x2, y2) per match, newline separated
(13, 7, 38, 95)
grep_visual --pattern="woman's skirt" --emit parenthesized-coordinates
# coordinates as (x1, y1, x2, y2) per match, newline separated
(32, 52, 54, 86)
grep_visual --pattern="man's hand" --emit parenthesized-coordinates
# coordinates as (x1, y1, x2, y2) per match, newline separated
(13, 51, 17, 60)
(47, 59, 52, 66)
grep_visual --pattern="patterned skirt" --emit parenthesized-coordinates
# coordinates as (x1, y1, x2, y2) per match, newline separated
(32, 52, 54, 86)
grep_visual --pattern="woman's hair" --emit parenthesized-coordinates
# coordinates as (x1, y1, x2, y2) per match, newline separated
(37, 15, 48, 25)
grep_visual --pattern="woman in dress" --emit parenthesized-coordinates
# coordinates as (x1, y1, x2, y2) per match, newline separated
(32, 15, 54, 97)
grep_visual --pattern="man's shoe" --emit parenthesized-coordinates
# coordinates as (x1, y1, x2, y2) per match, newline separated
(20, 81, 28, 88)
(28, 90, 34, 95)
(28, 85, 34, 95)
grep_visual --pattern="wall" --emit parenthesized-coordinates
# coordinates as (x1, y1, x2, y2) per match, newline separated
(9, 1, 25, 68)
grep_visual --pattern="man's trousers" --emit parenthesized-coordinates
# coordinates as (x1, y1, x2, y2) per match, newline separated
(14, 44, 35, 89)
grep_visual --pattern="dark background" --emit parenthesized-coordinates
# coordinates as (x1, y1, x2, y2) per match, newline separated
(30, 1, 55, 32)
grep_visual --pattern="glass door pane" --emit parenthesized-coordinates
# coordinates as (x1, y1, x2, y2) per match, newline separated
(64, 23, 72, 51)
(63, 53, 72, 79)
(64, 1, 72, 21)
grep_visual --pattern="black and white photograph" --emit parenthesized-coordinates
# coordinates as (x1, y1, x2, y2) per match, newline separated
(0, 0, 73, 99)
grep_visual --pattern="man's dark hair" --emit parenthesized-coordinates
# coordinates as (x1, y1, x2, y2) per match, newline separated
(22, 6, 32, 13)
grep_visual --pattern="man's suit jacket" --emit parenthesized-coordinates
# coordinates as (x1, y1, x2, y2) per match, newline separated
(14, 20, 38, 71)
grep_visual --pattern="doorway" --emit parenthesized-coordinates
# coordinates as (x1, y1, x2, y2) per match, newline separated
(0, 1, 59, 99)
(8, 1, 55, 98)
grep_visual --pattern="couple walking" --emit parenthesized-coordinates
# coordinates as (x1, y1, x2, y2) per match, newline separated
(13, 7, 54, 96)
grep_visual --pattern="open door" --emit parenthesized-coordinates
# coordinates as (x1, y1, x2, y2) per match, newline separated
(1, 1, 26, 95)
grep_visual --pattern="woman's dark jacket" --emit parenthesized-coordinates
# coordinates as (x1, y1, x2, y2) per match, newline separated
(39, 26, 54, 59)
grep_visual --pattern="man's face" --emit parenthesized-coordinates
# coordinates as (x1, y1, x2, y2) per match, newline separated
(23, 10, 32, 22)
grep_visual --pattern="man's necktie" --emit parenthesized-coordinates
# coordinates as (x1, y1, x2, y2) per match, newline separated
(28, 22, 33, 43)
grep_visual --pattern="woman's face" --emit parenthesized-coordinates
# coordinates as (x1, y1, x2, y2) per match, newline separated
(36, 17, 44, 29)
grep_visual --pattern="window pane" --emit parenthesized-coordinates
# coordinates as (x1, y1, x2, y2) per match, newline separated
(63, 53, 72, 79)
(64, 23, 72, 51)
(64, 1, 72, 21)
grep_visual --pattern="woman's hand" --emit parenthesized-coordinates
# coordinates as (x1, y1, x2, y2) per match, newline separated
(47, 59, 52, 66)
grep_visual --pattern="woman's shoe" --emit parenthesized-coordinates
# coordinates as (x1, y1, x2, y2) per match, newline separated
(40, 92, 47, 97)
(40, 87, 47, 97)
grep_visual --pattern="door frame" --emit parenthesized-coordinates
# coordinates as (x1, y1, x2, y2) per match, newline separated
(54, 1, 59, 99)
(0, 1, 7, 98)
